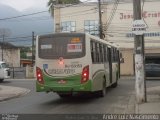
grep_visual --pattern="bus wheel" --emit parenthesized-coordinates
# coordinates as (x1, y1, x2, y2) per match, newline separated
(98, 81, 106, 97)
(0, 79, 4, 83)
(111, 82, 117, 88)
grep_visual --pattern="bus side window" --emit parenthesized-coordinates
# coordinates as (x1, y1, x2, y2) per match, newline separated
(90, 40, 96, 63)
(103, 45, 108, 62)
(111, 48, 114, 62)
(114, 48, 118, 62)
(99, 43, 104, 63)
(95, 42, 100, 63)
(90, 41, 94, 62)
(113, 48, 117, 62)
(90, 41, 94, 63)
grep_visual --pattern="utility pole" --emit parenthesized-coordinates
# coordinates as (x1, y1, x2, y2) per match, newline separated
(0, 28, 11, 61)
(133, 0, 146, 103)
(98, 0, 103, 39)
(32, 31, 35, 66)
(2, 34, 4, 61)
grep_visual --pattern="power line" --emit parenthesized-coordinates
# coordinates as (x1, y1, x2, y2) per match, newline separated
(0, 3, 159, 22)
(0, 36, 32, 40)
(0, 11, 48, 21)
(104, 0, 119, 31)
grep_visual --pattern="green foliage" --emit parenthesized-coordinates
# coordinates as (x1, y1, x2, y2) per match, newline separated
(21, 52, 27, 59)
(20, 47, 31, 59)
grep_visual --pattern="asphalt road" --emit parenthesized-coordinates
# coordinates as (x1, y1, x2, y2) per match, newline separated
(0, 77, 159, 114)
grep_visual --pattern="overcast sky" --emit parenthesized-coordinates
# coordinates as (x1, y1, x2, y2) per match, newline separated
(0, 0, 49, 11)
(0, 0, 96, 12)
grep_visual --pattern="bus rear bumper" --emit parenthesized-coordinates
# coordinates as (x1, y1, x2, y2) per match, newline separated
(36, 80, 92, 93)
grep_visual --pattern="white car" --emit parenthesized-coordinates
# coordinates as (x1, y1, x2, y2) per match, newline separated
(0, 61, 10, 82)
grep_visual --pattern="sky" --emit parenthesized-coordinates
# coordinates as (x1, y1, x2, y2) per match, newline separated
(0, 0, 96, 12)
(0, 0, 49, 11)
(0, 0, 96, 46)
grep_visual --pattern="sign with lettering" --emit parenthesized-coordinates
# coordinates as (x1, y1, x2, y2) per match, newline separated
(67, 44, 82, 53)
(132, 20, 147, 35)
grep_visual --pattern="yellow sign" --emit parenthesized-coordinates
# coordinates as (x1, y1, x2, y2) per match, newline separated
(71, 37, 81, 43)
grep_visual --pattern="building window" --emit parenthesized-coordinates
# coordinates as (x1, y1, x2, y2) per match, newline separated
(61, 21, 76, 32)
(84, 20, 99, 36)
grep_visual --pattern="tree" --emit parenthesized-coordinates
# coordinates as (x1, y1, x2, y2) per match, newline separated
(20, 47, 31, 59)
(48, 0, 81, 17)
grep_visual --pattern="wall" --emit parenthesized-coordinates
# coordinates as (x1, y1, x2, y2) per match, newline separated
(107, 1, 160, 48)
(54, 3, 107, 33)
(0, 48, 20, 67)
(120, 48, 134, 75)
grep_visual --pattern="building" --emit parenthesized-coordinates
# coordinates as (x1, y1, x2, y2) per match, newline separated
(0, 42, 20, 67)
(53, 0, 160, 75)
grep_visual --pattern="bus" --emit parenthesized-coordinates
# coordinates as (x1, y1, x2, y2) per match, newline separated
(36, 33, 120, 98)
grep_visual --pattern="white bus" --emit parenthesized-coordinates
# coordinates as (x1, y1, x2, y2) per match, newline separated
(36, 33, 120, 97)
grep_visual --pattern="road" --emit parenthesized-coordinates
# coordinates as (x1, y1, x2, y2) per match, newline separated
(0, 77, 160, 114)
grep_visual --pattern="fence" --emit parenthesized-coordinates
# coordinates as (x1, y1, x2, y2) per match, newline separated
(9, 66, 35, 79)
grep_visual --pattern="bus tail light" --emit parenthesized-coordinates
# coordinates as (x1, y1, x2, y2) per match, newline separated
(36, 67, 44, 84)
(81, 65, 89, 84)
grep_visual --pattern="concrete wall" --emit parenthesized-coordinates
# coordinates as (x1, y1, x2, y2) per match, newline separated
(0, 48, 20, 67)
(120, 49, 134, 76)
(26, 66, 34, 78)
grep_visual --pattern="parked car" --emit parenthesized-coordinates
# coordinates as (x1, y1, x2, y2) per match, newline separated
(0, 61, 10, 82)
(145, 63, 160, 79)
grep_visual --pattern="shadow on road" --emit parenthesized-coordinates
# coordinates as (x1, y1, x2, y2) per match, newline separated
(41, 87, 115, 107)
(0, 80, 12, 84)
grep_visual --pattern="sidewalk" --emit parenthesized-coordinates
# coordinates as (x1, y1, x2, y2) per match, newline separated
(136, 86, 160, 114)
(0, 85, 30, 102)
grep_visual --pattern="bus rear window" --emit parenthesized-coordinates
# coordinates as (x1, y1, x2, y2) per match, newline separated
(38, 34, 85, 59)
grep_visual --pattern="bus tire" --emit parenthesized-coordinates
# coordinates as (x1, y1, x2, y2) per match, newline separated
(111, 81, 117, 88)
(0, 79, 4, 83)
(98, 80, 106, 97)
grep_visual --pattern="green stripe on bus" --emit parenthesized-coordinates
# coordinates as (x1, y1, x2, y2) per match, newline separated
(36, 71, 92, 92)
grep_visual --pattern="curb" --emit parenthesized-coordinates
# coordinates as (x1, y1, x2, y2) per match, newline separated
(0, 88, 30, 102)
